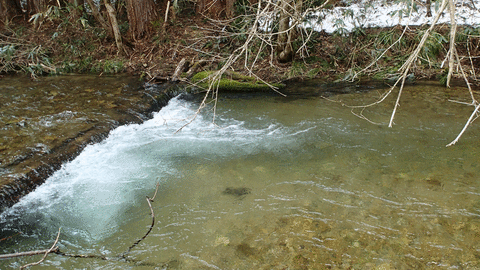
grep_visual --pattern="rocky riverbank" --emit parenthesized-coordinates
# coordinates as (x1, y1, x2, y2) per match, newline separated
(0, 75, 181, 213)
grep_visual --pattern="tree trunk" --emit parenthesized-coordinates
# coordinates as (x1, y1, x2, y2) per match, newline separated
(61, 0, 85, 21)
(196, 0, 226, 19)
(125, 0, 158, 40)
(26, 0, 56, 15)
(0, 0, 23, 22)
(225, 0, 235, 18)
(276, 0, 302, 63)
(426, 0, 432, 17)
(115, 0, 128, 22)
(105, 2, 123, 53)
(85, 0, 111, 32)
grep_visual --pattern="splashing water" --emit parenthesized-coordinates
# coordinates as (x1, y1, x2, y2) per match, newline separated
(1, 83, 480, 269)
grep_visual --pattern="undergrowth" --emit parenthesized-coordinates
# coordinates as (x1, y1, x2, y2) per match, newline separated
(1, 2, 479, 84)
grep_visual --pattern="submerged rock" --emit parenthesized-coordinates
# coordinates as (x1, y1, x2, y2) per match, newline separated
(222, 187, 252, 197)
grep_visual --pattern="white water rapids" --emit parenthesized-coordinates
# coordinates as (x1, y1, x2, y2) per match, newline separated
(1, 85, 480, 269)
(1, 95, 308, 243)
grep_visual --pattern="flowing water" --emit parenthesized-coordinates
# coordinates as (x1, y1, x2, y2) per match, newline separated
(0, 75, 152, 188)
(0, 81, 479, 269)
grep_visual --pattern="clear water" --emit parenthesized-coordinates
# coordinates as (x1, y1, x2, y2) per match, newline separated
(0, 75, 145, 183)
(1, 82, 479, 269)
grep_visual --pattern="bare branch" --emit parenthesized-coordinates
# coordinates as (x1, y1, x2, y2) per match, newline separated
(122, 182, 160, 258)
(0, 248, 59, 260)
(344, 0, 450, 127)
(446, 0, 457, 87)
(351, 108, 383, 125)
(446, 102, 480, 146)
(20, 228, 61, 269)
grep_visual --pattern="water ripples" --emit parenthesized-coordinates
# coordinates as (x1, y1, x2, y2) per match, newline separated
(1, 84, 480, 268)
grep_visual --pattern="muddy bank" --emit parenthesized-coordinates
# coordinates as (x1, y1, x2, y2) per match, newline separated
(0, 75, 180, 213)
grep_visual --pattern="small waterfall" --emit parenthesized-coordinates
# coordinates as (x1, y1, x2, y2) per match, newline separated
(0, 96, 306, 244)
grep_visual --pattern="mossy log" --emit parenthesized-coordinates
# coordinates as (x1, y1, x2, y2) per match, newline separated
(190, 71, 285, 92)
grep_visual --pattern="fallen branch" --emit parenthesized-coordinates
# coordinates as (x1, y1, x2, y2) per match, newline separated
(105, 3, 124, 54)
(122, 182, 160, 258)
(1, 184, 164, 265)
(54, 250, 107, 260)
(0, 247, 59, 260)
(446, 102, 480, 147)
(339, 0, 454, 128)
(172, 58, 187, 82)
(20, 228, 61, 269)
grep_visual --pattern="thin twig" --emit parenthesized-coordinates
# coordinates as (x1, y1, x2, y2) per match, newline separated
(454, 48, 476, 103)
(351, 108, 383, 125)
(349, 1, 414, 82)
(344, 0, 449, 127)
(122, 182, 160, 258)
(446, 102, 480, 146)
(448, 99, 475, 106)
(20, 228, 61, 269)
(0, 248, 59, 260)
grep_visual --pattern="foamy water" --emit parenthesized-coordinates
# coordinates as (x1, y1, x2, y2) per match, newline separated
(1, 84, 479, 269)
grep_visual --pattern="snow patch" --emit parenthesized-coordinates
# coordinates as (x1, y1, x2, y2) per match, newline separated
(304, 0, 480, 33)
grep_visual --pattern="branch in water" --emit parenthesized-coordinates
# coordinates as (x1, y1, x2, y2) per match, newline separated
(122, 182, 160, 258)
(0, 247, 59, 260)
(20, 228, 61, 269)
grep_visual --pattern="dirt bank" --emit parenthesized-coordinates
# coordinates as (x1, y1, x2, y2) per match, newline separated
(2, 12, 479, 85)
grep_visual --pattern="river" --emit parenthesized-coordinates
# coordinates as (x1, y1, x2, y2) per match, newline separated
(1, 80, 479, 269)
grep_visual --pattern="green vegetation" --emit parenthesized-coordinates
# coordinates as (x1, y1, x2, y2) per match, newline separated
(0, 0, 479, 86)
(191, 71, 285, 91)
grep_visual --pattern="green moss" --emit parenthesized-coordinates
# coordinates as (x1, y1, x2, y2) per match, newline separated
(190, 70, 214, 82)
(191, 71, 285, 92)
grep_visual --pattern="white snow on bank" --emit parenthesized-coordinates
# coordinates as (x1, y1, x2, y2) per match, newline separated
(304, 0, 480, 33)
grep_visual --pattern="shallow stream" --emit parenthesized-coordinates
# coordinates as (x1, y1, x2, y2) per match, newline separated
(0, 75, 149, 187)
(1, 81, 479, 269)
